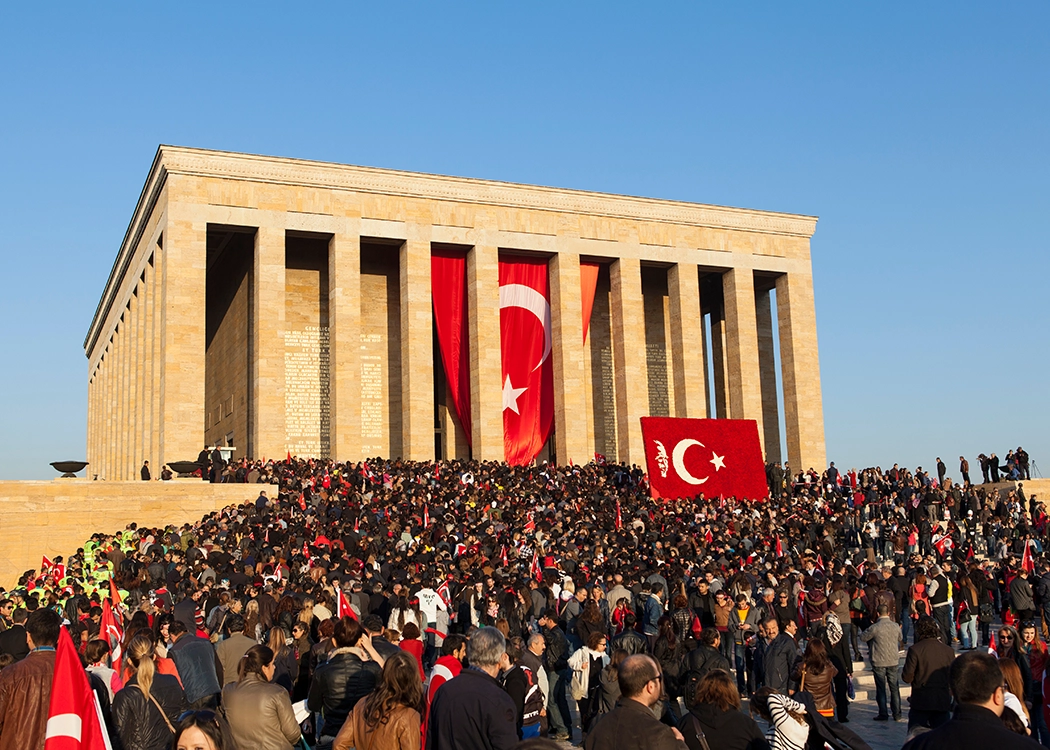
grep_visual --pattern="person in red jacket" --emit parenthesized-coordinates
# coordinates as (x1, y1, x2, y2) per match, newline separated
(399, 622, 426, 681)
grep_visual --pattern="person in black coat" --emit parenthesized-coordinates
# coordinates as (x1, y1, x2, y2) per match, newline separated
(902, 617, 956, 731)
(682, 668, 769, 750)
(584, 654, 686, 750)
(612, 612, 649, 656)
(762, 618, 798, 693)
(0, 609, 29, 661)
(903, 650, 1042, 750)
(427, 627, 518, 750)
(111, 634, 187, 750)
(681, 629, 731, 707)
(539, 611, 573, 740)
(307, 618, 383, 745)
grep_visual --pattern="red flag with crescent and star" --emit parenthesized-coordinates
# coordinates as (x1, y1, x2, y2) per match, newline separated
(499, 256, 554, 465)
(44, 628, 110, 749)
(640, 417, 768, 501)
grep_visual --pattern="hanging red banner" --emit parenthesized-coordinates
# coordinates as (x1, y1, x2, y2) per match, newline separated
(499, 256, 554, 465)
(580, 262, 600, 343)
(431, 249, 472, 444)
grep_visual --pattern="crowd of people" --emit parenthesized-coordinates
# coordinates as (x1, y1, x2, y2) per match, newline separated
(0, 450, 1045, 750)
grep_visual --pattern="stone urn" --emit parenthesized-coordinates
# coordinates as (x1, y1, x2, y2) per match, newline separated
(50, 461, 89, 478)
(167, 461, 204, 478)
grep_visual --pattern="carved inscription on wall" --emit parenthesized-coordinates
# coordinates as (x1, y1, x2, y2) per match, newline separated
(360, 333, 385, 455)
(599, 346, 617, 458)
(647, 343, 669, 417)
(285, 325, 331, 457)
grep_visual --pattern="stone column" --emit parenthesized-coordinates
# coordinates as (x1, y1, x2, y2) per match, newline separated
(117, 311, 128, 479)
(150, 248, 163, 472)
(466, 244, 503, 460)
(549, 252, 589, 464)
(400, 228, 435, 461)
(709, 299, 729, 419)
(127, 282, 140, 480)
(755, 286, 782, 463)
(775, 272, 826, 472)
(141, 259, 155, 472)
(86, 374, 94, 473)
(609, 256, 648, 464)
(251, 226, 286, 460)
(668, 263, 707, 418)
(101, 342, 110, 472)
(328, 229, 361, 462)
(159, 205, 207, 469)
(722, 268, 765, 450)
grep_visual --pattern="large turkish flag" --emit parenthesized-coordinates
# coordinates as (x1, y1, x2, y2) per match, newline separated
(640, 417, 768, 501)
(499, 256, 554, 465)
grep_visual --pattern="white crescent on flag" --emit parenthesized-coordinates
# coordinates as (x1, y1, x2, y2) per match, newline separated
(672, 439, 709, 486)
(499, 283, 552, 371)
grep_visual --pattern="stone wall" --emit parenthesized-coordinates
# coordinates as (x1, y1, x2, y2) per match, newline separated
(0, 480, 259, 586)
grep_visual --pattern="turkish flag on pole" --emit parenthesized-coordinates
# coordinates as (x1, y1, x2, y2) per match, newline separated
(640, 418, 768, 501)
(45, 628, 111, 749)
(499, 257, 554, 465)
(108, 578, 122, 608)
(337, 588, 358, 621)
(1023, 540, 1036, 574)
(101, 600, 123, 665)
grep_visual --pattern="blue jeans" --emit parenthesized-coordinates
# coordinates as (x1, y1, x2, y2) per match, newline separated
(959, 617, 978, 649)
(547, 668, 572, 736)
(734, 642, 748, 692)
(1033, 695, 1050, 748)
(900, 616, 911, 644)
(872, 665, 901, 718)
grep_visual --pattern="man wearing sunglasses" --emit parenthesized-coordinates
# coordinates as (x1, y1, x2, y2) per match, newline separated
(584, 654, 686, 750)
(902, 650, 1041, 750)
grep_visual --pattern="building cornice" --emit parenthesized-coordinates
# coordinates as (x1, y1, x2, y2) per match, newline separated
(161, 145, 818, 238)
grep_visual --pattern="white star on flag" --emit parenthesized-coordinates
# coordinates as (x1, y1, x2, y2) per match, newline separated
(710, 452, 726, 471)
(502, 375, 528, 414)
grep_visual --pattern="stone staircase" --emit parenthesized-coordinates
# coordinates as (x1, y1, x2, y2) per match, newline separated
(849, 652, 912, 703)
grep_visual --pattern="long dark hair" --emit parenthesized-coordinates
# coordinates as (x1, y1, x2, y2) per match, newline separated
(363, 651, 423, 728)
(172, 710, 236, 749)
(580, 600, 602, 624)
(238, 644, 274, 683)
(802, 638, 829, 674)
(658, 615, 676, 648)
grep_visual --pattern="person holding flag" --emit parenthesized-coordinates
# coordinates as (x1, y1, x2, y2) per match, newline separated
(49, 628, 115, 750)
(0, 608, 63, 748)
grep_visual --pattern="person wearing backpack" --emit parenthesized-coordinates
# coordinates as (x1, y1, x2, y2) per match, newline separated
(681, 628, 731, 709)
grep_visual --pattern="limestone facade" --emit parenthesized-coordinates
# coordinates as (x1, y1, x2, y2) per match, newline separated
(85, 147, 826, 476)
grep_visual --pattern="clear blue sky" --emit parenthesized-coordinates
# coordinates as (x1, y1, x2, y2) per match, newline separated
(1, 3, 1047, 480)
